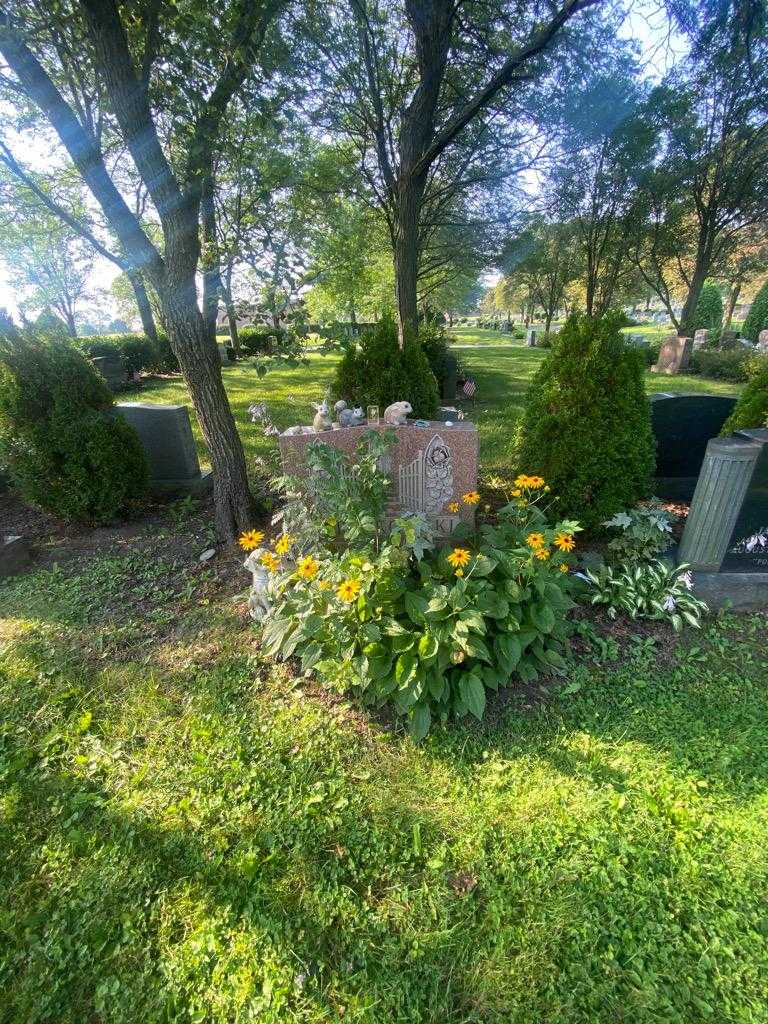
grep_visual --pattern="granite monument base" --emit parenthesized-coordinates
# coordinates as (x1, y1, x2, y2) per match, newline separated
(114, 402, 213, 497)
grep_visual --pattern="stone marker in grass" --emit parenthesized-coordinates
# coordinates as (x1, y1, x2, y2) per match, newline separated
(114, 402, 212, 496)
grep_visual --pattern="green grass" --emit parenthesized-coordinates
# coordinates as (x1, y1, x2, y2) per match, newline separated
(1, 550, 767, 1023)
(137, 347, 743, 477)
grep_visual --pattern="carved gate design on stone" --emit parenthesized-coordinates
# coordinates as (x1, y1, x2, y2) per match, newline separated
(394, 434, 458, 534)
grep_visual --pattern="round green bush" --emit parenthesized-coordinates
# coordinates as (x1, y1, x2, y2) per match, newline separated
(516, 313, 655, 530)
(721, 360, 768, 434)
(334, 317, 439, 419)
(743, 279, 768, 342)
(0, 320, 149, 524)
(691, 282, 723, 334)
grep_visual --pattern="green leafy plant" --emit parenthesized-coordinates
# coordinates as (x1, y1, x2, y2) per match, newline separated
(0, 320, 148, 523)
(75, 331, 179, 374)
(515, 313, 655, 529)
(691, 281, 723, 334)
(259, 470, 580, 739)
(689, 346, 762, 382)
(582, 561, 707, 631)
(721, 360, 768, 433)
(334, 316, 439, 418)
(743, 278, 768, 342)
(602, 502, 675, 564)
(274, 430, 397, 550)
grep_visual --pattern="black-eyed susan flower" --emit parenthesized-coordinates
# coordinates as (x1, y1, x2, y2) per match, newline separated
(554, 532, 576, 552)
(526, 532, 545, 549)
(462, 491, 480, 505)
(559, 563, 569, 573)
(447, 547, 471, 568)
(274, 533, 294, 555)
(239, 529, 265, 551)
(534, 547, 550, 561)
(260, 552, 280, 572)
(336, 579, 361, 602)
(296, 555, 319, 580)
(446, 501, 460, 513)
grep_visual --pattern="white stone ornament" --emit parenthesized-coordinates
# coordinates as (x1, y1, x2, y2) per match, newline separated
(383, 401, 412, 425)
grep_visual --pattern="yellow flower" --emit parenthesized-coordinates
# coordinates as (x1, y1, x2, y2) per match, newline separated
(462, 490, 480, 505)
(527, 475, 545, 489)
(455, 568, 464, 578)
(526, 532, 545, 549)
(260, 552, 280, 573)
(511, 488, 521, 497)
(447, 547, 471, 568)
(559, 563, 569, 573)
(296, 555, 319, 580)
(318, 579, 331, 591)
(274, 533, 293, 555)
(514, 474, 531, 488)
(238, 529, 264, 551)
(336, 579, 361, 602)
(554, 532, 576, 552)
(446, 501, 460, 513)
(535, 548, 551, 561)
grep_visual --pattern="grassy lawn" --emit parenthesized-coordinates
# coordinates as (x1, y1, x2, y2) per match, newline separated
(138, 346, 743, 477)
(1, 531, 767, 1023)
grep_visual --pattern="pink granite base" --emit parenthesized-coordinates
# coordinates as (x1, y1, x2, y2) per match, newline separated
(278, 420, 479, 530)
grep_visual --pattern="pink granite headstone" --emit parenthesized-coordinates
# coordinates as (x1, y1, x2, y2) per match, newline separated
(651, 334, 693, 374)
(278, 420, 479, 534)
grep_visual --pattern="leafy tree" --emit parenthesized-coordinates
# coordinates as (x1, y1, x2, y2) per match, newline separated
(627, 15, 768, 337)
(500, 217, 581, 334)
(0, 0, 286, 539)
(309, 0, 601, 341)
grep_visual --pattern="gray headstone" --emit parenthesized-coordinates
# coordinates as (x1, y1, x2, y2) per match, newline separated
(92, 354, 126, 391)
(719, 329, 738, 350)
(678, 436, 761, 571)
(692, 328, 709, 350)
(525, 329, 537, 347)
(651, 393, 737, 502)
(757, 329, 768, 353)
(627, 334, 650, 349)
(217, 342, 232, 364)
(114, 402, 212, 496)
(0, 535, 31, 577)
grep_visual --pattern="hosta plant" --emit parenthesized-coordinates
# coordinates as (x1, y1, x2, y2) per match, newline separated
(257, 474, 581, 740)
(602, 501, 675, 564)
(583, 560, 708, 631)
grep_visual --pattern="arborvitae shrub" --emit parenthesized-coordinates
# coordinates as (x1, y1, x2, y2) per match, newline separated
(516, 313, 655, 529)
(691, 282, 723, 334)
(743, 279, 768, 342)
(0, 321, 148, 523)
(721, 361, 768, 433)
(334, 317, 439, 418)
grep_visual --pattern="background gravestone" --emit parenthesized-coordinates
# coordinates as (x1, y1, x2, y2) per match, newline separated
(525, 329, 536, 347)
(719, 329, 738, 349)
(217, 342, 232, 365)
(92, 353, 126, 391)
(693, 329, 709, 350)
(114, 402, 212, 495)
(651, 334, 692, 374)
(757, 329, 768, 353)
(650, 393, 737, 501)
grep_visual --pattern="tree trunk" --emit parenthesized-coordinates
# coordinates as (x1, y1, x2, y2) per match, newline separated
(723, 281, 741, 331)
(393, 178, 423, 346)
(678, 231, 713, 337)
(128, 268, 158, 344)
(225, 298, 240, 354)
(161, 276, 255, 541)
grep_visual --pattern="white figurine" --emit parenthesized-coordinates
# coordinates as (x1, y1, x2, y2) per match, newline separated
(243, 549, 273, 617)
(383, 401, 412, 425)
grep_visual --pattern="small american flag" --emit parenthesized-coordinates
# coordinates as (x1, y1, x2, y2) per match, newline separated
(462, 378, 477, 399)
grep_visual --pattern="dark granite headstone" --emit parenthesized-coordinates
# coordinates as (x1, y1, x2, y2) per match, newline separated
(92, 353, 126, 391)
(651, 393, 738, 501)
(113, 402, 213, 496)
